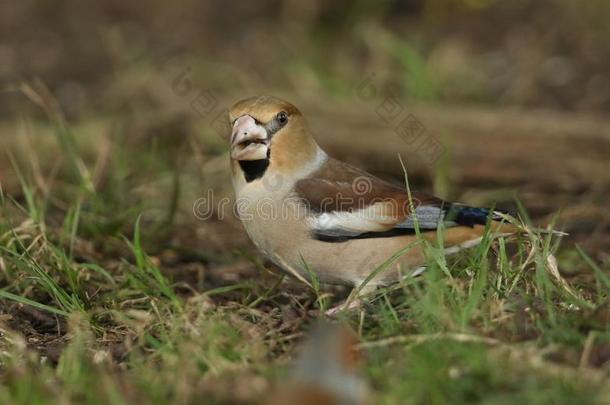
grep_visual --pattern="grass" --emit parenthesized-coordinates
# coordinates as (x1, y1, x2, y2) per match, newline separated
(1, 90, 609, 404)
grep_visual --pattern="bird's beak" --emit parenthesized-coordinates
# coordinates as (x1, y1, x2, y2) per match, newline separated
(230, 115, 270, 161)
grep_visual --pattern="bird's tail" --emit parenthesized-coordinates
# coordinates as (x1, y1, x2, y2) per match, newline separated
(445, 204, 568, 237)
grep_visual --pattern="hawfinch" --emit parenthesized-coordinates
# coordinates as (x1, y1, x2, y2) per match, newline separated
(228, 96, 516, 294)
(269, 322, 367, 405)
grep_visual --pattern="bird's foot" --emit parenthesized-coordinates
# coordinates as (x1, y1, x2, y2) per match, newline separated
(324, 283, 378, 316)
(324, 298, 362, 317)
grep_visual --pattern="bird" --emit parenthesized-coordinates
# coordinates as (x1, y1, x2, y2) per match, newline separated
(228, 95, 518, 303)
(268, 321, 368, 405)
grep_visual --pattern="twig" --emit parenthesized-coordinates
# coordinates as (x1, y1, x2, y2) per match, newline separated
(579, 331, 596, 369)
(356, 332, 501, 350)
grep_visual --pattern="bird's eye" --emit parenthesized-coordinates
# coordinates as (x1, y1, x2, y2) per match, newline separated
(277, 111, 288, 125)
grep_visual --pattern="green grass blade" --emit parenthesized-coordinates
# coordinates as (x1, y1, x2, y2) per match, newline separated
(0, 289, 69, 316)
(576, 245, 610, 295)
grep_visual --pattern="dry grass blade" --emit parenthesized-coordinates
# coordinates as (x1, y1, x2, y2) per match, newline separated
(356, 333, 502, 350)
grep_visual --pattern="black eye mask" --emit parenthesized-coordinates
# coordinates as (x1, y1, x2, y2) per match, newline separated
(263, 112, 288, 139)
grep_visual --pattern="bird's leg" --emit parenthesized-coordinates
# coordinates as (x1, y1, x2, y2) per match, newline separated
(324, 283, 378, 316)
(324, 298, 362, 316)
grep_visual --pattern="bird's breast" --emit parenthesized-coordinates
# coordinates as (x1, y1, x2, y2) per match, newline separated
(234, 179, 310, 252)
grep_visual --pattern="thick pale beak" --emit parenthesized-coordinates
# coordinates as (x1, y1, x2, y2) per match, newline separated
(230, 115, 269, 161)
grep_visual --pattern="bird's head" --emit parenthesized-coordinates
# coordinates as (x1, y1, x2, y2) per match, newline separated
(228, 96, 320, 179)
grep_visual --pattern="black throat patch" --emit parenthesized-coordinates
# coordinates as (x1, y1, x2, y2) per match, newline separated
(239, 159, 270, 182)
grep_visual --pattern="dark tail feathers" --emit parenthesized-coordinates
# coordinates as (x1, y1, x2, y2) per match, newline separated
(445, 204, 507, 227)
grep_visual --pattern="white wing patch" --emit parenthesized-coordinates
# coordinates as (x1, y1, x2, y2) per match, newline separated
(308, 204, 456, 238)
(308, 203, 400, 237)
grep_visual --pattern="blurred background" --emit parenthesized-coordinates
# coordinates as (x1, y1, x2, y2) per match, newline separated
(1, 0, 609, 266)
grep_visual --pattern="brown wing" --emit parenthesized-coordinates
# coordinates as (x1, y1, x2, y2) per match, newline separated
(294, 158, 443, 237)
